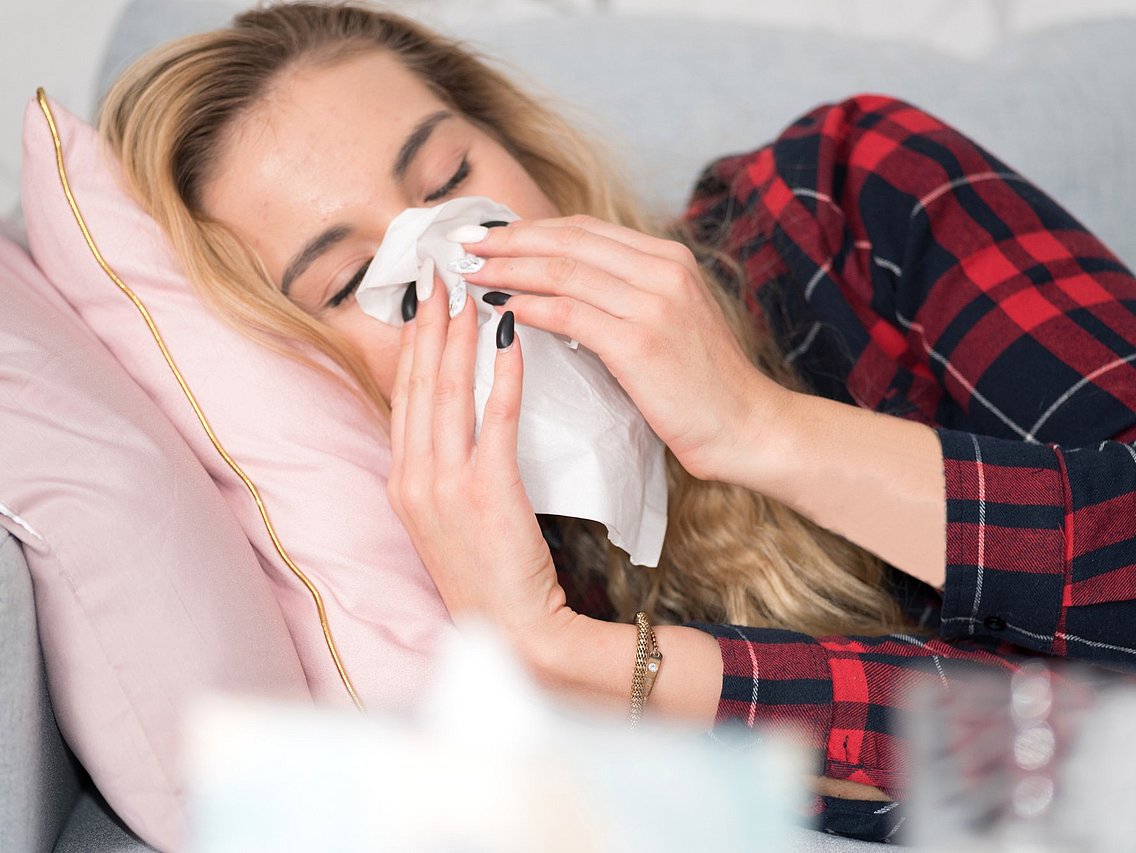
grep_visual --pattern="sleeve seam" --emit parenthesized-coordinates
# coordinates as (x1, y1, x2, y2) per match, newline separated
(1053, 444, 1074, 647)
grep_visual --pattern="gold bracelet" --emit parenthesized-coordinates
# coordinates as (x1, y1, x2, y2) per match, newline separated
(628, 611, 663, 730)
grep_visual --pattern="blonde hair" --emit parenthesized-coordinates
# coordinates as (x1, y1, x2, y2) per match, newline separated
(100, 1, 906, 636)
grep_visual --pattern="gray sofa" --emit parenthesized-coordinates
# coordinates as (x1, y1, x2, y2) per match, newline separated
(6, 1, 1136, 850)
(1, 531, 157, 853)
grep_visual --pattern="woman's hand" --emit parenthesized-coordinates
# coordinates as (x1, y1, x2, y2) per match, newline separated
(386, 259, 572, 648)
(455, 216, 947, 585)
(457, 215, 793, 482)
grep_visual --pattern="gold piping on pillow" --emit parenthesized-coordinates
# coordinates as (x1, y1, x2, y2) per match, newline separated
(35, 89, 363, 711)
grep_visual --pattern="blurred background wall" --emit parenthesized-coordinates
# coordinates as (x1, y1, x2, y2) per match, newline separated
(3, 0, 1134, 218)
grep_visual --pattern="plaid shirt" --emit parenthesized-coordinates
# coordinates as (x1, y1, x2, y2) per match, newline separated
(681, 95, 1136, 840)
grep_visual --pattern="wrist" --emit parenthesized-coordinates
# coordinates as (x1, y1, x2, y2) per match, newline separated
(757, 390, 830, 498)
(732, 390, 948, 585)
(524, 612, 723, 729)
(524, 612, 636, 715)
(717, 381, 809, 493)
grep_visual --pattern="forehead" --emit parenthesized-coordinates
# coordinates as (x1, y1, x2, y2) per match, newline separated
(265, 48, 445, 123)
(200, 49, 450, 266)
(216, 49, 448, 179)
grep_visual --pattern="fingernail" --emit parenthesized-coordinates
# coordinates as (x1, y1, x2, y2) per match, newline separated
(448, 280, 467, 318)
(446, 253, 485, 275)
(400, 281, 418, 322)
(481, 220, 510, 229)
(416, 257, 435, 302)
(482, 290, 511, 307)
(496, 310, 515, 350)
(445, 224, 489, 244)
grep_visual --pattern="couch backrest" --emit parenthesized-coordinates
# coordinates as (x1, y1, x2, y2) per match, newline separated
(95, 1, 1136, 270)
(0, 532, 80, 853)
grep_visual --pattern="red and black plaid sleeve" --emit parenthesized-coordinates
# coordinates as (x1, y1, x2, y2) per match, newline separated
(690, 622, 1027, 791)
(681, 95, 1136, 837)
(939, 429, 1136, 660)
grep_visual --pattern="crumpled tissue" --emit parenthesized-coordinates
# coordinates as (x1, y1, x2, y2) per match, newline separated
(356, 197, 667, 566)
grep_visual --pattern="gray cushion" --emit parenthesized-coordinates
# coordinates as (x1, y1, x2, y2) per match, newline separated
(53, 794, 157, 853)
(480, 16, 1136, 270)
(790, 828, 891, 852)
(0, 532, 79, 853)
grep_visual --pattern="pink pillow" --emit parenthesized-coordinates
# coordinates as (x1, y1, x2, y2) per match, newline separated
(21, 96, 450, 711)
(0, 233, 310, 850)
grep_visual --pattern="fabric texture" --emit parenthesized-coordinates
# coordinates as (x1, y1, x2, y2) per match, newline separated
(20, 97, 453, 714)
(0, 234, 310, 851)
(53, 794, 158, 853)
(0, 532, 79, 853)
(683, 95, 1136, 841)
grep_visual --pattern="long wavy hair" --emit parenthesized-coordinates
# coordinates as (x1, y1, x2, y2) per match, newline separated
(100, 1, 906, 636)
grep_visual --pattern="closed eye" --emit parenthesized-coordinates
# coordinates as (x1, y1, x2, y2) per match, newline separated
(322, 155, 469, 310)
(424, 155, 470, 203)
(326, 261, 370, 309)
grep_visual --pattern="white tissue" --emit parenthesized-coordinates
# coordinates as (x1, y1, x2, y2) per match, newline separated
(356, 197, 667, 566)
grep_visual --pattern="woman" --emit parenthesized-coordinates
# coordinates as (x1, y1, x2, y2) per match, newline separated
(100, 0, 1136, 840)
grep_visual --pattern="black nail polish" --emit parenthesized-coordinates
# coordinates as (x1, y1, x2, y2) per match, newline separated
(496, 310, 515, 349)
(482, 290, 512, 307)
(481, 220, 510, 229)
(400, 282, 418, 322)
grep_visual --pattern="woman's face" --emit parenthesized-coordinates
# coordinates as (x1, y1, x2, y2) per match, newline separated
(202, 49, 559, 397)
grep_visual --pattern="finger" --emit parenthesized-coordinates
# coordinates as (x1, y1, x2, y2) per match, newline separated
(477, 311, 524, 471)
(403, 258, 446, 462)
(500, 293, 631, 372)
(389, 317, 417, 461)
(529, 214, 697, 267)
(467, 255, 641, 318)
(458, 214, 693, 265)
(457, 219, 679, 296)
(432, 291, 479, 470)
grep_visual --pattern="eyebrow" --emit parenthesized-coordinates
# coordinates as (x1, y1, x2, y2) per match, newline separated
(280, 224, 351, 296)
(279, 110, 453, 295)
(392, 110, 452, 181)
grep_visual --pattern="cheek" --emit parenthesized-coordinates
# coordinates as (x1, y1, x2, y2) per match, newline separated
(325, 307, 402, 401)
(478, 149, 559, 218)
(511, 166, 560, 218)
(523, 181, 561, 219)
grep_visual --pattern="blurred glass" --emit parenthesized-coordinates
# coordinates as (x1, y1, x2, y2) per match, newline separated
(907, 660, 1136, 851)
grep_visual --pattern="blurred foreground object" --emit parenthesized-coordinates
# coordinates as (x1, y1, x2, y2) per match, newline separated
(185, 624, 805, 852)
(908, 661, 1136, 851)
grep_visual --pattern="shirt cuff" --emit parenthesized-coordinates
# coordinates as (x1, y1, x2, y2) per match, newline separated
(936, 429, 1068, 653)
(689, 622, 833, 775)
